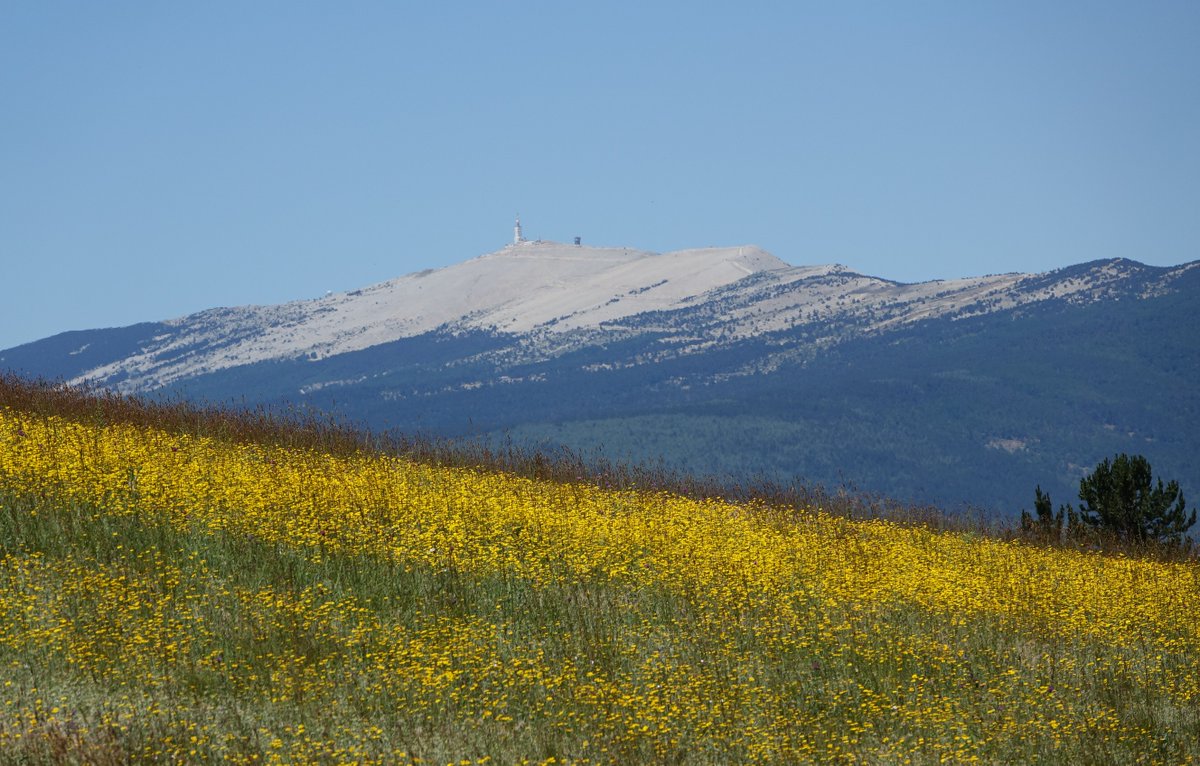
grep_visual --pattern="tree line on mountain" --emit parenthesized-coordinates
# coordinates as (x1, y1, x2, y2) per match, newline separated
(1022, 453, 1195, 549)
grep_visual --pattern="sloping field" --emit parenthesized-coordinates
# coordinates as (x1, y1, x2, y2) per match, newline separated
(0, 400, 1197, 763)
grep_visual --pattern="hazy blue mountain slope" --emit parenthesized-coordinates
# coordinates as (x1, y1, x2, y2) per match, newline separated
(223, 277, 1195, 516)
(488, 283, 1199, 514)
(3, 254, 1195, 517)
(0, 323, 172, 384)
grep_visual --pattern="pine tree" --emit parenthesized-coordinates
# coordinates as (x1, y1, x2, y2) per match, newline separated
(1076, 454, 1195, 546)
(1021, 485, 1066, 540)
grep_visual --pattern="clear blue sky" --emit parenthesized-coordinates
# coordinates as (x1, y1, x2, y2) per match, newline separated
(3, 2, 1198, 351)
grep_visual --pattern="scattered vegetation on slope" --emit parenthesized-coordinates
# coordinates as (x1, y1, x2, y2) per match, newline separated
(1024, 454, 1195, 549)
(0, 375, 1197, 763)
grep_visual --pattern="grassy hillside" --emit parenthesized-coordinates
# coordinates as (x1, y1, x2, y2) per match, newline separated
(0, 378, 1197, 764)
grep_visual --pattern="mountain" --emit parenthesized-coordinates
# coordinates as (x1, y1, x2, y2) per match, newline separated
(8, 242, 787, 391)
(4, 240, 1197, 517)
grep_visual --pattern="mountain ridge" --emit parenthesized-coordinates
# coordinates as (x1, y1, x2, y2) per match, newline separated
(3, 243, 1196, 516)
(7, 242, 1191, 395)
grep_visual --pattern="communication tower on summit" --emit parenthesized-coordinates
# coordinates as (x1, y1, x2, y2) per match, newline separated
(513, 215, 525, 245)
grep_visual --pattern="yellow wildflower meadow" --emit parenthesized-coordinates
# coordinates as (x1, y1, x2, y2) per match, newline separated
(0, 405, 1197, 763)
